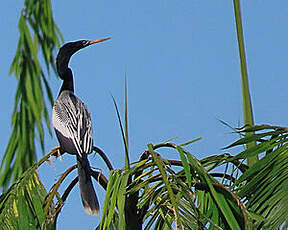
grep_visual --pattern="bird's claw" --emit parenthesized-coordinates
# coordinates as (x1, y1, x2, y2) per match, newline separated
(52, 145, 64, 158)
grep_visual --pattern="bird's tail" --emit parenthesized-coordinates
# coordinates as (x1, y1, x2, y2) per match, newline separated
(77, 155, 100, 215)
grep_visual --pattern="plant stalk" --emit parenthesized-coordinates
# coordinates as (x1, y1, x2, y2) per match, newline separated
(233, 0, 258, 166)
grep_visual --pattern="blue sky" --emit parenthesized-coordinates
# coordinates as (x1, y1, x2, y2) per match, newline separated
(1, 1, 288, 229)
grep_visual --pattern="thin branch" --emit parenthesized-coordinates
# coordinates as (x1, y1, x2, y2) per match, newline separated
(168, 159, 183, 167)
(153, 143, 249, 173)
(60, 177, 78, 205)
(153, 142, 178, 150)
(171, 160, 237, 183)
(92, 146, 114, 170)
(209, 173, 236, 183)
(55, 176, 78, 218)
(57, 169, 109, 206)
(54, 168, 109, 219)
(44, 165, 77, 214)
(90, 170, 109, 190)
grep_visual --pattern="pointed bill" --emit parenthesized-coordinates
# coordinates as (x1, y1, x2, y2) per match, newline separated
(88, 37, 111, 45)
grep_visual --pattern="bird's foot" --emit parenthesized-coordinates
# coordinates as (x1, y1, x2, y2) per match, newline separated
(52, 145, 61, 152)
(51, 145, 64, 158)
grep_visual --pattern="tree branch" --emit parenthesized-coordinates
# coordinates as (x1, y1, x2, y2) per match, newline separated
(92, 146, 114, 170)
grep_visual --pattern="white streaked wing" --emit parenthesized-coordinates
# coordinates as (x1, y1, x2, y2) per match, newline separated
(52, 90, 93, 156)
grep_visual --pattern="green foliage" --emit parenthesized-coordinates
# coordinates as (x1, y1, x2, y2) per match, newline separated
(98, 140, 253, 230)
(0, 151, 57, 230)
(233, 0, 258, 166)
(111, 76, 130, 169)
(227, 125, 288, 229)
(98, 170, 129, 230)
(3, 127, 288, 229)
(2, 1, 287, 230)
(2, 126, 287, 229)
(1, 0, 63, 190)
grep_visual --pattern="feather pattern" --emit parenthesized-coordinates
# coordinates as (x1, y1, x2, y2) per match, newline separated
(52, 39, 108, 215)
(52, 89, 99, 215)
(52, 90, 93, 157)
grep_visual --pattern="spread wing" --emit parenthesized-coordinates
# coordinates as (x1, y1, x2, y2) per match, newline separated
(52, 91, 93, 156)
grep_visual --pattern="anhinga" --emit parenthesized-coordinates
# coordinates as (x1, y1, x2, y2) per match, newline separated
(52, 38, 110, 215)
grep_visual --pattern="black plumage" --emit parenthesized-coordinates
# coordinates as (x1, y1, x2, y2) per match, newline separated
(52, 38, 109, 215)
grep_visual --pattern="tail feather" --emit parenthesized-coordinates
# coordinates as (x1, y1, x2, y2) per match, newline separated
(77, 155, 100, 215)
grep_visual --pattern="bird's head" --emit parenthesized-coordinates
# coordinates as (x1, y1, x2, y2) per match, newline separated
(56, 38, 110, 79)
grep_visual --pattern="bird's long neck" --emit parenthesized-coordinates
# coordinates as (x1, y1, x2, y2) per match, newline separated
(59, 68, 74, 95)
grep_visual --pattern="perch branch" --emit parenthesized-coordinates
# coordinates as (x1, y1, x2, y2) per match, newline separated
(93, 146, 114, 170)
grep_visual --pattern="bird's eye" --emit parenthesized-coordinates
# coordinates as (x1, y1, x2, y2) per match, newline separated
(82, 40, 90, 46)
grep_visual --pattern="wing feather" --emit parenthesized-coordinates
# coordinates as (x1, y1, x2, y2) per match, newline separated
(52, 90, 93, 156)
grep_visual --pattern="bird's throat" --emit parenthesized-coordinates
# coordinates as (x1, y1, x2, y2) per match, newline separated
(59, 68, 74, 94)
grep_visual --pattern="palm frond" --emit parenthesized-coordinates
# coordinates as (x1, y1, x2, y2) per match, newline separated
(0, 150, 57, 230)
(98, 170, 128, 230)
(98, 139, 252, 229)
(226, 124, 288, 228)
(1, 0, 63, 190)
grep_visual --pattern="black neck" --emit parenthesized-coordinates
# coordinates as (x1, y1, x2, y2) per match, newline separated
(59, 68, 74, 95)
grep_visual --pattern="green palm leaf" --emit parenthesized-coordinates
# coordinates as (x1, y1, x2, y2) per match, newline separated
(1, 0, 63, 190)
(99, 139, 252, 229)
(227, 125, 288, 228)
(0, 151, 57, 230)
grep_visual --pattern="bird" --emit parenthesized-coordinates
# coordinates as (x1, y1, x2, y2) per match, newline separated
(52, 38, 110, 215)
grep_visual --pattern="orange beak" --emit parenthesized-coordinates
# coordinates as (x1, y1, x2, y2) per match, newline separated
(88, 37, 111, 45)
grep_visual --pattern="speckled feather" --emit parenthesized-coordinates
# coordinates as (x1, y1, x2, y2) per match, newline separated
(52, 89, 99, 215)
(52, 90, 93, 157)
